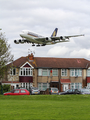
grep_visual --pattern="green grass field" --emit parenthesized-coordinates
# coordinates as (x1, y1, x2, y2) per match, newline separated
(0, 95, 90, 120)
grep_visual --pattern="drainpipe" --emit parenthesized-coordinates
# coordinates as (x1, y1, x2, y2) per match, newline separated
(59, 79, 60, 92)
(58, 69, 61, 92)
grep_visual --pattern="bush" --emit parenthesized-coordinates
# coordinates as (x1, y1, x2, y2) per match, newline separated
(0, 84, 10, 94)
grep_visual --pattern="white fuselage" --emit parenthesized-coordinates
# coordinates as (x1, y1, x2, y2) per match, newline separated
(20, 30, 45, 44)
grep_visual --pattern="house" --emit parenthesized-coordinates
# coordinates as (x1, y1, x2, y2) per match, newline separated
(2, 53, 90, 92)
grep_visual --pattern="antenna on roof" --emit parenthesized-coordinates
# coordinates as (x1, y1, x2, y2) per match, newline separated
(28, 49, 35, 55)
(33, 50, 35, 55)
(28, 49, 31, 55)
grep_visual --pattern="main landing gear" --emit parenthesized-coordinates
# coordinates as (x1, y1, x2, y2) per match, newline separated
(32, 43, 46, 47)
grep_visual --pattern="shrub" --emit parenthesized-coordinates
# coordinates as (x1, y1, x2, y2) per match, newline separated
(0, 84, 10, 94)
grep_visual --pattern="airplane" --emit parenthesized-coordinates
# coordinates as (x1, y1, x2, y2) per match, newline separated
(14, 28, 84, 47)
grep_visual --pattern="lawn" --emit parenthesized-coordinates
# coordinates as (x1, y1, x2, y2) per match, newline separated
(0, 95, 90, 120)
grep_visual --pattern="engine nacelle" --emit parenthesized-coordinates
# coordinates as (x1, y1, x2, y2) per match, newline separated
(19, 39, 24, 43)
(60, 36, 66, 40)
(45, 37, 51, 41)
(14, 40, 19, 44)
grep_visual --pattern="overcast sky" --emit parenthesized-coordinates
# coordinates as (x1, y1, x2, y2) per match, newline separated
(0, 0, 90, 60)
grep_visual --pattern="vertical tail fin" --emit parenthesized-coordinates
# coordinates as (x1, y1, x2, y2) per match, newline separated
(51, 28, 58, 37)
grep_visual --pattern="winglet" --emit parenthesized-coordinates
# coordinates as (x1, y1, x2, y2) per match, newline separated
(51, 28, 58, 37)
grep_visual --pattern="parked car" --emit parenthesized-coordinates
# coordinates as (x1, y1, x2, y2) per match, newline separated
(79, 89, 90, 94)
(59, 89, 81, 95)
(46, 87, 59, 95)
(4, 89, 30, 95)
(30, 87, 40, 95)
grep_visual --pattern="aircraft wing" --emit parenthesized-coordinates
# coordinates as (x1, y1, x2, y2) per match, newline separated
(51, 34, 84, 41)
(35, 34, 84, 43)
(64, 34, 84, 38)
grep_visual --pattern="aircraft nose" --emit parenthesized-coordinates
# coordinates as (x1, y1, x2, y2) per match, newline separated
(20, 32, 24, 37)
(20, 30, 28, 37)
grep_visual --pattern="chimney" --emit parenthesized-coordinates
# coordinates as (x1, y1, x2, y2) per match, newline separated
(28, 53, 34, 61)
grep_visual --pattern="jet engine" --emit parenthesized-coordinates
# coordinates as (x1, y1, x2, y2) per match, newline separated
(45, 37, 51, 41)
(60, 36, 66, 40)
(19, 39, 24, 43)
(60, 36, 69, 41)
(14, 40, 19, 44)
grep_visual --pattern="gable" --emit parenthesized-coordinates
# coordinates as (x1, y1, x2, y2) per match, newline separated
(23, 63, 31, 67)
(20, 62, 34, 69)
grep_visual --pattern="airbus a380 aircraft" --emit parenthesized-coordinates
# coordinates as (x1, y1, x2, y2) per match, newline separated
(14, 28, 84, 47)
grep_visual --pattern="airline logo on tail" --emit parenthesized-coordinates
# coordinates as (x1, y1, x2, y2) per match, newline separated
(51, 28, 58, 37)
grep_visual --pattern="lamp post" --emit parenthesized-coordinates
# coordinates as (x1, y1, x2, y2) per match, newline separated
(11, 60, 14, 90)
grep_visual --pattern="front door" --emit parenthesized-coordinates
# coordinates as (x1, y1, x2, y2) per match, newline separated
(63, 84, 68, 91)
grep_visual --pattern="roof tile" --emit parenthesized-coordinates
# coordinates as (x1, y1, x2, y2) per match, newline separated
(8, 56, 90, 69)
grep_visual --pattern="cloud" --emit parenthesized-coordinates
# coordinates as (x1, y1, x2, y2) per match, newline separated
(70, 49, 90, 58)
(47, 46, 70, 57)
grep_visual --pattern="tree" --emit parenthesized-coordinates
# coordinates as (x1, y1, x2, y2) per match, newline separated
(0, 32, 13, 80)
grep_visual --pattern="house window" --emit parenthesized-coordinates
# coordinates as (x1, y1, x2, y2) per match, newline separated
(19, 68, 33, 76)
(38, 83, 49, 91)
(70, 69, 82, 77)
(71, 83, 82, 89)
(38, 83, 42, 90)
(38, 69, 42, 76)
(87, 69, 90, 76)
(87, 83, 90, 88)
(21, 83, 32, 89)
(43, 83, 47, 90)
(52, 69, 58, 76)
(38, 69, 50, 76)
(42, 69, 48, 76)
(61, 69, 67, 76)
(11, 68, 16, 75)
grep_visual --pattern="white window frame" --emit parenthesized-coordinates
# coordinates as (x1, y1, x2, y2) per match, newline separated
(38, 69, 42, 76)
(70, 83, 82, 89)
(11, 68, 16, 75)
(52, 69, 58, 76)
(19, 67, 33, 76)
(38, 83, 50, 91)
(87, 83, 90, 88)
(42, 69, 48, 76)
(70, 69, 82, 77)
(38, 69, 50, 76)
(87, 69, 90, 76)
(61, 69, 67, 76)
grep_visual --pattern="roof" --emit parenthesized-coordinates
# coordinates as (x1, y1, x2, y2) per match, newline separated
(35, 57, 90, 68)
(8, 56, 90, 69)
(60, 79, 71, 83)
